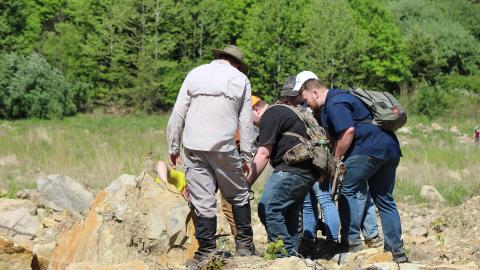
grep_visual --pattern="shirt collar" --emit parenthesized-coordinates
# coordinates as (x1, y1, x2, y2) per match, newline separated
(211, 59, 230, 65)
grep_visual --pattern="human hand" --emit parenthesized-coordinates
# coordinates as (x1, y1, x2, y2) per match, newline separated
(246, 166, 256, 188)
(169, 153, 180, 169)
(182, 185, 191, 202)
(242, 161, 251, 176)
(318, 174, 325, 183)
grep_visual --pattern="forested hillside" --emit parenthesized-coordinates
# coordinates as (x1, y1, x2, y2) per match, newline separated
(1, 0, 479, 119)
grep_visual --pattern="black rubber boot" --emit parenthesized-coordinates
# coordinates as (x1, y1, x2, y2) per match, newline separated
(232, 202, 255, 256)
(298, 237, 316, 259)
(193, 216, 217, 263)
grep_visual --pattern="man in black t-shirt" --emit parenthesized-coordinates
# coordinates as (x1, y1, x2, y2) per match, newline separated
(247, 96, 318, 257)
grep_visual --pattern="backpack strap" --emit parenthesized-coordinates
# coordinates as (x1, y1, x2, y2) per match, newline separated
(325, 89, 373, 125)
(269, 104, 306, 123)
(283, 131, 308, 143)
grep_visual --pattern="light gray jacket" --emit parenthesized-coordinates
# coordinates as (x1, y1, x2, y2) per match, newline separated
(167, 60, 255, 161)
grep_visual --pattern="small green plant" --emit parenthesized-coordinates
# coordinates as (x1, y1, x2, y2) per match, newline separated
(431, 217, 447, 233)
(5, 176, 36, 199)
(6, 176, 19, 198)
(403, 243, 411, 260)
(204, 256, 226, 270)
(263, 239, 288, 260)
(216, 236, 234, 251)
(435, 234, 445, 248)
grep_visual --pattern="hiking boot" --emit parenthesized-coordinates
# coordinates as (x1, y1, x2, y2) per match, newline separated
(185, 258, 210, 270)
(193, 216, 217, 263)
(365, 235, 383, 248)
(315, 240, 341, 260)
(298, 237, 316, 259)
(185, 250, 231, 270)
(232, 202, 255, 256)
(340, 242, 364, 253)
(392, 249, 409, 263)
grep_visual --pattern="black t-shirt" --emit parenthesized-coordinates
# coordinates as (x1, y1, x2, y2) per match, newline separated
(258, 105, 318, 179)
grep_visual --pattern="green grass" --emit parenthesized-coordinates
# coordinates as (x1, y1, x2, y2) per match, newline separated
(1, 113, 479, 206)
(393, 115, 480, 205)
(0, 113, 169, 191)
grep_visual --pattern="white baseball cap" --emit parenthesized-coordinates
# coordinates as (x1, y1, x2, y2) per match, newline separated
(293, 71, 319, 91)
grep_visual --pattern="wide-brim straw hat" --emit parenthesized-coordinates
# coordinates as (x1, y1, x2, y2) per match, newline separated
(212, 45, 248, 74)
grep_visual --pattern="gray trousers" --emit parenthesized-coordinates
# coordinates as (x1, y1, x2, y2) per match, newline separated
(183, 148, 250, 218)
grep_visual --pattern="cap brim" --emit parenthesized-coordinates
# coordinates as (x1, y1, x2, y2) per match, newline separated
(212, 48, 248, 74)
(280, 89, 299, 97)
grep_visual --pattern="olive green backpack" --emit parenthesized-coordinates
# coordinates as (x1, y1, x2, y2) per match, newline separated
(351, 89, 407, 132)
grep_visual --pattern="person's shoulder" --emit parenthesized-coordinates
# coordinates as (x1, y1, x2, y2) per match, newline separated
(259, 105, 288, 121)
(328, 89, 355, 106)
(329, 89, 351, 100)
(186, 63, 209, 78)
(266, 104, 296, 116)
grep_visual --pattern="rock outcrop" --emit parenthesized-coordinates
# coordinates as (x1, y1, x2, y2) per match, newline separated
(48, 174, 197, 270)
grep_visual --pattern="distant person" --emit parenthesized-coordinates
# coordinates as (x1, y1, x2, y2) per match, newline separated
(299, 76, 408, 263)
(167, 45, 256, 268)
(154, 160, 188, 197)
(247, 94, 319, 257)
(154, 160, 239, 236)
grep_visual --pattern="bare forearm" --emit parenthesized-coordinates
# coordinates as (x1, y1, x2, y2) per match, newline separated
(248, 145, 272, 186)
(334, 127, 354, 160)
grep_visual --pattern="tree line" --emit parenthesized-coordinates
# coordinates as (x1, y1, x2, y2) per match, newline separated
(1, 0, 479, 119)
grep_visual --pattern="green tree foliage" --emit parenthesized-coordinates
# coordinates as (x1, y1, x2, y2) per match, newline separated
(348, 0, 411, 92)
(40, 0, 253, 110)
(0, 52, 85, 119)
(404, 29, 442, 83)
(386, 0, 480, 76)
(239, 0, 370, 101)
(238, 0, 308, 101)
(436, 0, 480, 41)
(0, 1, 41, 53)
(302, 0, 367, 90)
(1, 0, 479, 118)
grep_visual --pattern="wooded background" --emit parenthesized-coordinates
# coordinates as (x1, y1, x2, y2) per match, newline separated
(1, 0, 479, 119)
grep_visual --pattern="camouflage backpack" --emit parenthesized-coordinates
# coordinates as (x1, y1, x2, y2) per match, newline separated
(270, 104, 333, 175)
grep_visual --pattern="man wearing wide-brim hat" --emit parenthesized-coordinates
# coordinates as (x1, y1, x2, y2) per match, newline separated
(167, 45, 256, 267)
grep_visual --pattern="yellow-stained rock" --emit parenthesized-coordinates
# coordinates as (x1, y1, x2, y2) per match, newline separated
(361, 252, 394, 267)
(49, 174, 197, 270)
(66, 260, 149, 270)
(0, 235, 34, 270)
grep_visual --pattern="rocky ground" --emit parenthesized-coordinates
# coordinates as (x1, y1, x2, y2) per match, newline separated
(0, 172, 479, 270)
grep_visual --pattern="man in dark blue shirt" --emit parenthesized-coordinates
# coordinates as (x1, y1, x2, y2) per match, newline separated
(298, 77, 408, 263)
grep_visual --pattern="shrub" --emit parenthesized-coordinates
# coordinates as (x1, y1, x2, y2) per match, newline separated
(438, 74, 480, 93)
(0, 52, 86, 119)
(412, 81, 480, 119)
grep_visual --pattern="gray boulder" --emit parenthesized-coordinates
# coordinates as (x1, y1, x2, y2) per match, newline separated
(37, 175, 94, 215)
(0, 207, 42, 236)
(420, 185, 445, 203)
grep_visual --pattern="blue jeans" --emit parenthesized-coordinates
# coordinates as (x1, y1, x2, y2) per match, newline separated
(302, 181, 340, 241)
(339, 155, 403, 252)
(258, 171, 314, 256)
(362, 193, 379, 240)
